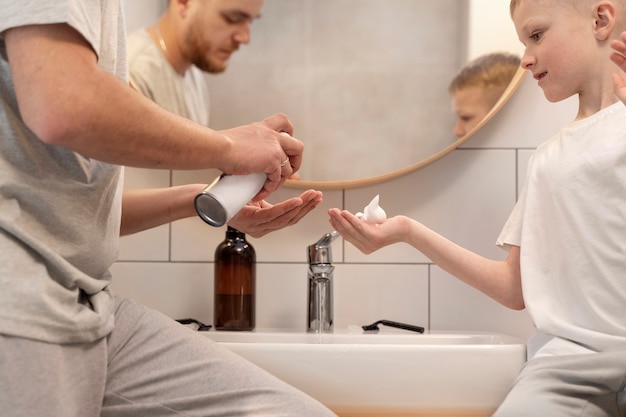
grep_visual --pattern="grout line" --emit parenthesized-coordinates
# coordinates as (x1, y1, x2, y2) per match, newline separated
(515, 149, 520, 201)
(168, 169, 174, 262)
(114, 258, 437, 268)
(427, 263, 432, 332)
(340, 188, 346, 263)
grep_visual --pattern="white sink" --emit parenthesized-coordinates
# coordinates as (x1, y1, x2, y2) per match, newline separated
(203, 329, 526, 416)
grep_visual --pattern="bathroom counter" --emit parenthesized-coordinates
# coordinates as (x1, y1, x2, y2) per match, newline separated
(203, 329, 526, 416)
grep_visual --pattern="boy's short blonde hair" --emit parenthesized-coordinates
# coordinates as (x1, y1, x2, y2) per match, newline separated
(448, 52, 521, 98)
(511, 0, 626, 35)
(510, 0, 522, 16)
(511, 0, 626, 17)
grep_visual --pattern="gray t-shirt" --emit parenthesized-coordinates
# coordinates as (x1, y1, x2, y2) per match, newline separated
(128, 29, 210, 126)
(0, 1, 127, 343)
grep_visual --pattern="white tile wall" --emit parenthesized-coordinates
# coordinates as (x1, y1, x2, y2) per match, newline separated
(111, 73, 578, 341)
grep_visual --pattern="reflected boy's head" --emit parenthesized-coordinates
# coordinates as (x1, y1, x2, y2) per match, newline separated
(449, 52, 520, 138)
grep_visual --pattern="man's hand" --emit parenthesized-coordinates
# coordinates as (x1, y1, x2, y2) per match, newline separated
(219, 113, 304, 201)
(228, 189, 323, 238)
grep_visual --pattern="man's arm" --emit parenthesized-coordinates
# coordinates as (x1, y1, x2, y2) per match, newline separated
(121, 185, 202, 236)
(5, 23, 299, 197)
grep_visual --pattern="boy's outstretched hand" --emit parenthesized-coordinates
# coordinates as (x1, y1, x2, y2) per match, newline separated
(328, 208, 407, 254)
(610, 31, 626, 103)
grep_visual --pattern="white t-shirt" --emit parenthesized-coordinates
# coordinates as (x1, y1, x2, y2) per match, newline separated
(0, 1, 126, 343)
(127, 30, 210, 126)
(498, 101, 626, 355)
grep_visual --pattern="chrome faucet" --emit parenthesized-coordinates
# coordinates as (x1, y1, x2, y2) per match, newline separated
(307, 231, 339, 333)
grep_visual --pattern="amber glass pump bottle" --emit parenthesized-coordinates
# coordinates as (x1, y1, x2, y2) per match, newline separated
(214, 227, 256, 331)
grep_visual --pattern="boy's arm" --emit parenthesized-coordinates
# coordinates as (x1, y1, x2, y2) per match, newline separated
(328, 209, 524, 310)
(404, 219, 523, 310)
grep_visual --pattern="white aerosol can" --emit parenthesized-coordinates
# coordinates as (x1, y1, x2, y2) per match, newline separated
(194, 173, 266, 227)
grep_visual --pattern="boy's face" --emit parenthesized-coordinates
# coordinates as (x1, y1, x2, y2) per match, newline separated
(450, 86, 494, 138)
(512, 0, 595, 102)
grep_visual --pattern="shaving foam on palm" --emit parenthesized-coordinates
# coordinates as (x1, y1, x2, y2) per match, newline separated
(355, 194, 387, 224)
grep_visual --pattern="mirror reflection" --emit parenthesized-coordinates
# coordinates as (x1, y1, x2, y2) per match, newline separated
(449, 52, 520, 139)
(204, 0, 520, 184)
(205, 0, 467, 183)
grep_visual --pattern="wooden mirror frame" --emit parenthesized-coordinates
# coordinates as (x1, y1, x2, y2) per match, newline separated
(285, 67, 526, 190)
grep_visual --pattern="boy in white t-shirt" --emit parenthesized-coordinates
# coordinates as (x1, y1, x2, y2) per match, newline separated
(330, 0, 626, 415)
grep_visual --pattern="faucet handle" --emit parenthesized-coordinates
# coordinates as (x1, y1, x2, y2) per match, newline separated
(314, 230, 339, 247)
(308, 231, 339, 265)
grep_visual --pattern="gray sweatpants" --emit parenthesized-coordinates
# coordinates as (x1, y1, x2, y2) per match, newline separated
(0, 296, 337, 417)
(493, 350, 626, 417)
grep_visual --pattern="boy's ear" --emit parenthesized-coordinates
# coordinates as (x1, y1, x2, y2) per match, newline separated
(594, 1, 617, 41)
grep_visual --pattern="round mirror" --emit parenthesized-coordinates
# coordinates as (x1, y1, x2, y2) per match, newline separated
(288, 67, 525, 189)
(205, 0, 523, 189)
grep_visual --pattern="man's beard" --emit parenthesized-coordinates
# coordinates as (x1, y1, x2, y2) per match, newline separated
(185, 23, 228, 74)
(192, 54, 226, 74)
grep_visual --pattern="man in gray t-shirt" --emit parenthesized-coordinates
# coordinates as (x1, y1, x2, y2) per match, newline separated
(128, 0, 315, 237)
(0, 1, 335, 416)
